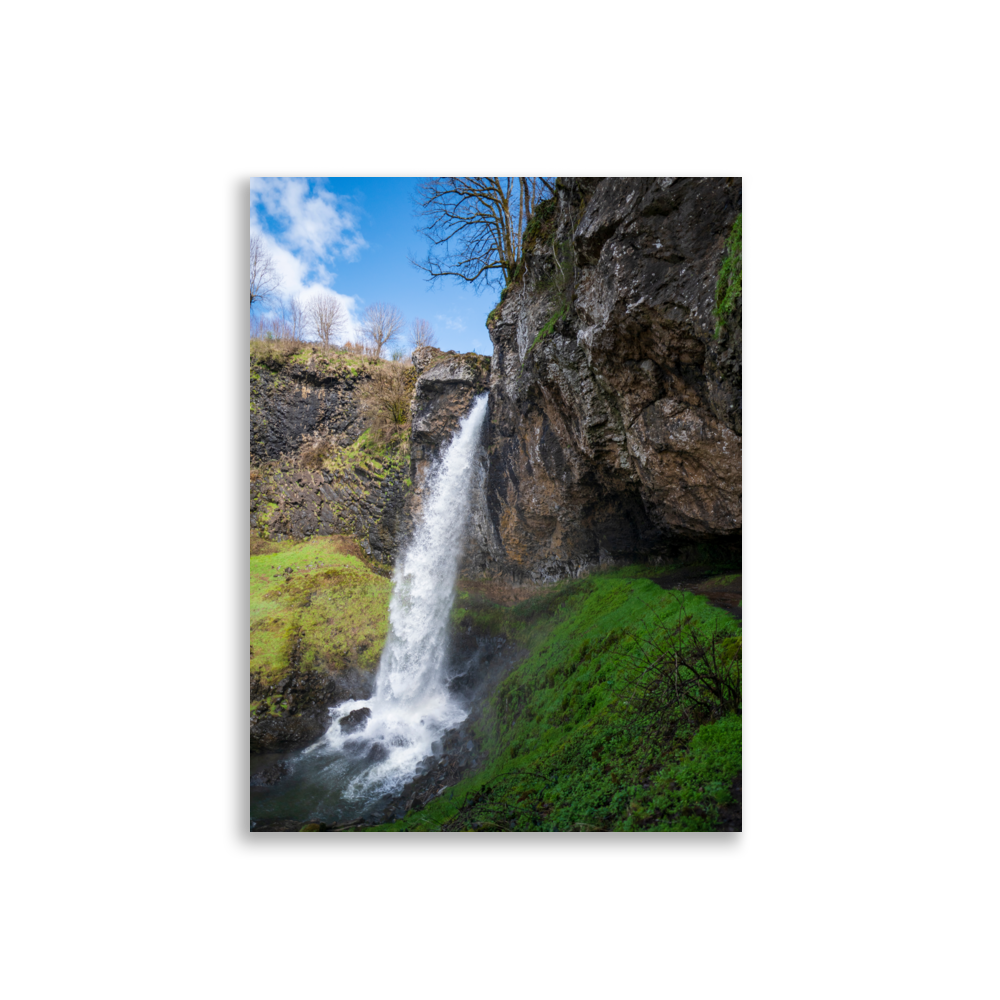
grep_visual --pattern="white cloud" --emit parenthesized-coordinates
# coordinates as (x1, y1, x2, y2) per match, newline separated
(434, 313, 466, 333)
(251, 178, 367, 344)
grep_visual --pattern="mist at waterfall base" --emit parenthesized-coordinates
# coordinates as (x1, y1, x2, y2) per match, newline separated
(250, 395, 489, 827)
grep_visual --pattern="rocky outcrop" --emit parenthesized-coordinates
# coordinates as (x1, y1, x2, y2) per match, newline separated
(477, 177, 742, 581)
(409, 347, 491, 484)
(250, 665, 374, 752)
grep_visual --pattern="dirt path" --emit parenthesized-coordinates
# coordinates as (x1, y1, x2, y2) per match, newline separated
(651, 570, 742, 620)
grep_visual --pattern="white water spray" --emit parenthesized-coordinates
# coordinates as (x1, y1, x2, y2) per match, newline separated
(315, 394, 489, 802)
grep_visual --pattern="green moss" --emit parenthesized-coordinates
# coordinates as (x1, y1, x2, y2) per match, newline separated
(521, 197, 557, 255)
(322, 429, 409, 479)
(528, 303, 568, 354)
(250, 535, 393, 687)
(714, 213, 742, 338)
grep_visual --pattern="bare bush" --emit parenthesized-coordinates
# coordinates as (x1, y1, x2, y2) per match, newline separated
(307, 293, 347, 348)
(357, 362, 413, 442)
(626, 612, 742, 738)
(361, 302, 405, 360)
(250, 314, 308, 367)
(299, 431, 335, 470)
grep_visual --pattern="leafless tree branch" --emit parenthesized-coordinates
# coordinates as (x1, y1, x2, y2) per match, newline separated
(306, 293, 347, 348)
(250, 233, 281, 311)
(410, 177, 556, 292)
(362, 302, 405, 360)
(410, 318, 437, 352)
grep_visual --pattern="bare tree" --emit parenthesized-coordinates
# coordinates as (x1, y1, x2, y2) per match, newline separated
(250, 233, 282, 311)
(306, 293, 347, 348)
(410, 318, 437, 352)
(411, 177, 555, 291)
(282, 295, 306, 341)
(362, 302, 405, 360)
(251, 313, 290, 339)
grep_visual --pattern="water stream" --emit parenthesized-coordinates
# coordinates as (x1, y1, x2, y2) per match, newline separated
(250, 394, 489, 827)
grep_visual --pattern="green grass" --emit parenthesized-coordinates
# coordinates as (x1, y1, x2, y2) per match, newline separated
(250, 535, 393, 688)
(364, 564, 741, 832)
(714, 213, 742, 338)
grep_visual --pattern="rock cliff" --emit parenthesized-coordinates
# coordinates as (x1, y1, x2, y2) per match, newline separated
(409, 346, 491, 484)
(249, 345, 490, 565)
(250, 350, 415, 564)
(249, 178, 741, 582)
(475, 177, 742, 581)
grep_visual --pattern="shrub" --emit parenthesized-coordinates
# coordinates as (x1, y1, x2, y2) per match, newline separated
(299, 431, 335, 470)
(625, 610, 742, 738)
(357, 362, 413, 444)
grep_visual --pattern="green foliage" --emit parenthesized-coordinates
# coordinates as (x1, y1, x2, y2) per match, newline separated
(368, 565, 741, 832)
(714, 213, 742, 338)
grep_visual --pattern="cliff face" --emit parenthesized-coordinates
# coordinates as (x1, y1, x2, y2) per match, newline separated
(250, 356, 369, 463)
(250, 351, 415, 564)
(478, 177, 742, 581)
(249, 178, 741, 581)
(249, 346, 490, 565)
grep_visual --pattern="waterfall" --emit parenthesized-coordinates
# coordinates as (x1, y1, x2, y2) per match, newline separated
(313, 393, 489, 803)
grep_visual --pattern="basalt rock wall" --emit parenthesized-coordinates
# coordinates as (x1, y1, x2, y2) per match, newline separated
(476, 177, 742, 582)
(250, 353, 414, 564)
(250, 356, 370, 463)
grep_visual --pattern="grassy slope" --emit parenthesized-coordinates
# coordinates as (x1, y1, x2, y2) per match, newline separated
(366, 565, 742, 832)
(250, 536, 392, 715)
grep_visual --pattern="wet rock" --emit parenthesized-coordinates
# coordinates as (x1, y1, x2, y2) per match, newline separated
(250, 761, 290, 787)
(339, 706, 372, 732)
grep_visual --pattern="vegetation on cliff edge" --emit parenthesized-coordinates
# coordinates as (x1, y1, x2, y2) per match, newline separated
(714, 212, 742, 338)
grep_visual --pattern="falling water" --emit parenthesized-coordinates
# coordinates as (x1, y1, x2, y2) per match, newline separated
(251, 394, 489, 824)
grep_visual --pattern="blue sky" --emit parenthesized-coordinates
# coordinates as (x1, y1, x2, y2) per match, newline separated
(251, 177, 500, 355)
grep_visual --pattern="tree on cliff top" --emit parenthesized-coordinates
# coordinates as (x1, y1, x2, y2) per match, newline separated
(250, 233, 281, 311)
(362, 302, 405, 359)
(307, 293, 347, 348)
(410, 177, 555, 292)
(409, 318, 437, 352)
